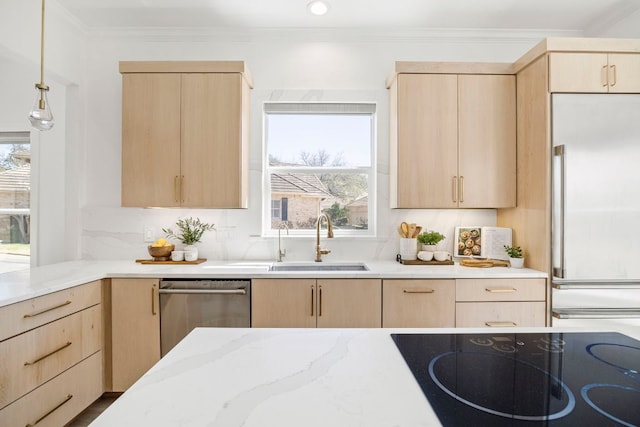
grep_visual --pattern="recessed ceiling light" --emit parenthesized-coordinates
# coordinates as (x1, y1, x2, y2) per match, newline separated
(307, 1, 329, 16)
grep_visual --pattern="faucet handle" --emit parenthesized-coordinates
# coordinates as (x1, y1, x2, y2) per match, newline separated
(319, 249, 331, 255)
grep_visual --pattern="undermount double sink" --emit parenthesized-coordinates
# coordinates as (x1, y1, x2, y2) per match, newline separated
(268, 262, 369, 272)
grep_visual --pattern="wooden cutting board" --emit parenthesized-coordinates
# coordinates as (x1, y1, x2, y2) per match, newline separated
(135, 258, 207, 265)
(460, 258, 510, 268)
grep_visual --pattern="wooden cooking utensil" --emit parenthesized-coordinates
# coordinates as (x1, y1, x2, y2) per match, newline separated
(400, 222, 409, 238)
(408, 223, 416, 238)
(413, 226, 422, 238)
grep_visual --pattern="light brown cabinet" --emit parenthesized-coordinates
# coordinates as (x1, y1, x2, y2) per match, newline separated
(455, 278, 546, 327)
(120, 61, 252, 208)
(382, 279, 455, 328)
(0, 281, 103, 426)
(252, 278, 381, 328)
(549, 52, 640, 93)
(389, 67, 516, 208)
(110, 278, 160, 392)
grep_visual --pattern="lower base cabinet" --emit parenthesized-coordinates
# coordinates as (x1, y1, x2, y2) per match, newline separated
(0, 351, 103, 427)
(252, 279, 381, 328)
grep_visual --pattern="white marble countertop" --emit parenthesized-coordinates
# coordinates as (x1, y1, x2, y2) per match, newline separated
(86, 327, 457, 426)
(0, 259, 546, 308)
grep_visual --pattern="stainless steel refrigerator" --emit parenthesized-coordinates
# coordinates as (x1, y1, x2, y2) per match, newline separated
(551, 94, 640, 339)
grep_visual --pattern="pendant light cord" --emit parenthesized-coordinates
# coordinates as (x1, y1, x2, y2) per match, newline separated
(39, 0, 45, 87)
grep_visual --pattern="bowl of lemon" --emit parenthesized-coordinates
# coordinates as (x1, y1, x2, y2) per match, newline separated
(148, 238, 175, 261)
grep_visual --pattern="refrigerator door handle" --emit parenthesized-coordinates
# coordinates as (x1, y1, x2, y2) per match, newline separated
(553, 145, 566, 279)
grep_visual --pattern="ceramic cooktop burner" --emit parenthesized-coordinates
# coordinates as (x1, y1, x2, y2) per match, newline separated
(391, 332, 640, 427)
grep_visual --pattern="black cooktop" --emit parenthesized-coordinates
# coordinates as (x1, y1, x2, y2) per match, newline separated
(391, 332, 640, 427)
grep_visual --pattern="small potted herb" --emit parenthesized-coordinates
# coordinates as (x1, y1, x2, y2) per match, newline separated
(504, 245, 524, 268)
(163, 217, 215, 261)
(417, 230, 446, 251)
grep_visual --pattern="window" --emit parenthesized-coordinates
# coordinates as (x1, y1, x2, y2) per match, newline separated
(0, 131, 31, 272)
(264, 103, 375, 235)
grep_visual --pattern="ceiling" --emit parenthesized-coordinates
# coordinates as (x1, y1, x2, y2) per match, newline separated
(54, 0, 640, 35)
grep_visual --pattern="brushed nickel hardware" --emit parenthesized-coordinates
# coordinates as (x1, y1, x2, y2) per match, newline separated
(26, 394, 73, 426)
(610, 64, 617, 86)
(152, 286, 156, 315)
(159, 289, 247, 295)
(403, 289, 435, 294)
(485, 321, 517, 327)
(23, 300, 71, 318)
(319, 286, 322, 317)
(452, 176, 457, 203)
(24, 341, 72, 366)
(315, 213, 333, 262)
(485, 287, 517, 293)
(174, 176, 179, 202)
(459, 175, 464, 203)
(602, 64, 608, 87)
(310, 286, 314, 316)
(553, 144, 566, 278)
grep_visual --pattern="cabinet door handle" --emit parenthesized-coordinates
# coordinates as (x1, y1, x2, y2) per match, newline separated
(459, 176, 464, 203)
(26, 394, 73, 426)
(151, 286, 157, 315)
(601, 64, 609, 87)
(24, 341, 72, 366)
(403, 289, 435, 294)
(610, 64, 617, 87)
(23, 300, 71, 318)
(318, 285, 323, 317)
(180, 175, 185, 203)
(485, 287, 517, 293)
(310, 286, 314, 317)
(485, 321, 517, 327)
(452, 176, 458, 203)
(174, 175, 180, 202)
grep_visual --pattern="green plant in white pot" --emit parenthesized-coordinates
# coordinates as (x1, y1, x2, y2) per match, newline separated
(504, 245, 524, 268)
(417, 230, 445, 251)
(163, 217, 215, 261)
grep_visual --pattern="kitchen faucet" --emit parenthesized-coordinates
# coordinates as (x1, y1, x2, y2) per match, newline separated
(315, 213, 334, 262)
(277, 222, 289, 262)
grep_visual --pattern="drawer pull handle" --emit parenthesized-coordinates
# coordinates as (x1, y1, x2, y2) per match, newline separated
(26, 394, 73, 426)
(151, 286, 156, 315)
(485, 321, 517, 327)
(23, 300, 72, 318)
(24, 341, 72, 366)
(403, 289, 435, 294)
(485, 287, 517, 293)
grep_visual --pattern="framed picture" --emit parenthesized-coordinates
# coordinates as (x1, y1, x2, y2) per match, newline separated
(454, 226, 482, 257)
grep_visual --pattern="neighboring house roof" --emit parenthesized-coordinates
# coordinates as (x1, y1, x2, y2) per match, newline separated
(346, 195, 368, 207)
(271, 172, 331, 197)
(0, 164, 30, 192)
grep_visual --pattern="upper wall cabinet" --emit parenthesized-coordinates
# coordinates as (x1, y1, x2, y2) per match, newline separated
(120, 61, 252, 208)
(388, 63, 516, 209)
(549, 52, 640, 93)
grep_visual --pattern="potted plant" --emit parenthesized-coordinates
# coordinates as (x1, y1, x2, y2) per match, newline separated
(417, 230, 445, 251)
(504, 245, 524, 268)
(163, 217, 215, 261)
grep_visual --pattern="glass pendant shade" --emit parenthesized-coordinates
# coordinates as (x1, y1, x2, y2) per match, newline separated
(28, 85, 54, 131)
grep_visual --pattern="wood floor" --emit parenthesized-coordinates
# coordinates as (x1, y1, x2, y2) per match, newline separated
(66, 394, 119, 427)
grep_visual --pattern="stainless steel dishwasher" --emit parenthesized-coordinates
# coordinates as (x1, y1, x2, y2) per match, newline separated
(159, 279, 251, 356)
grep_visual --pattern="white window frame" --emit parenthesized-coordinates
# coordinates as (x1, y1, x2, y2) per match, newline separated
(262, 102, 377, 237)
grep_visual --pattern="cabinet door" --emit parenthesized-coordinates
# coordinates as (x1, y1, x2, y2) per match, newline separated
(316, 279, 381, 328)
(383, 279, 454, 327)
(121, 73, 181, 207)
(181, 73, 248, 208)
(456, 301, 546, 327)
(458, 74, 516, 208)
(548, 53, 609, 93)
(608, 54, 640, 93)
(111, 278, 160, 391)
(252, 279, 317, 328)
(395, 74, 458, 208)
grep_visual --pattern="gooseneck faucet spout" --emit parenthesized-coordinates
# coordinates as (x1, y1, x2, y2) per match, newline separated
(315, 213, 334, 262)
(277, 222, 289, 262)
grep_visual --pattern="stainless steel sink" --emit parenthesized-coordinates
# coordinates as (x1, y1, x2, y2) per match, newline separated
(269, 263, 369, 272)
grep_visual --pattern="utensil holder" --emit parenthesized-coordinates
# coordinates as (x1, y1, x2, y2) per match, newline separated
(399, 238, 418, 261)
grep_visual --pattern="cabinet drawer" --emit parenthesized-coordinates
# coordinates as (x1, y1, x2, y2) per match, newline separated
(456, 301, 546, 327)
(456, 278, 545, 302)
(0, 304, 102, 409)
(383, 280, 455, 328)
(0, 280, 101, 342)
(0, 351, 103, 427)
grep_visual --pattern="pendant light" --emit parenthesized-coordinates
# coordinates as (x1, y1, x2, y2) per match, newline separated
(27, 0, 54, 131)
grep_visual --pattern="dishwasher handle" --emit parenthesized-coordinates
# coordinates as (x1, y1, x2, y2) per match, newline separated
(158, 288, 247, 295)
